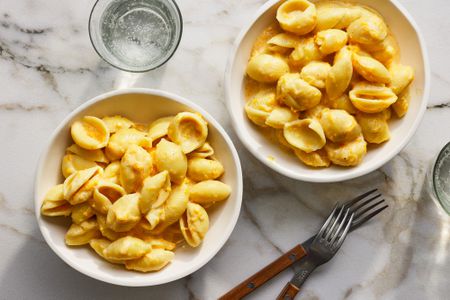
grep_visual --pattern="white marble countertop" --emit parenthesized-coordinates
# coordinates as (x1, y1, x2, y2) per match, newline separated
(1, 0, 450, 299)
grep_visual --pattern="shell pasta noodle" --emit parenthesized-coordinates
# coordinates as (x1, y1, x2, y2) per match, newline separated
(40, 112, 232, 272)
(244, 0, 414, 168)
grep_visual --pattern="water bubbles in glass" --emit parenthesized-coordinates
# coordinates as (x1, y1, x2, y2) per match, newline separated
(89, 0, 182, 72)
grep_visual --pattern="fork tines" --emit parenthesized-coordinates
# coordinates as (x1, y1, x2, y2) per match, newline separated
(317, 205, 354, 250)
(343, 188, 388, 230)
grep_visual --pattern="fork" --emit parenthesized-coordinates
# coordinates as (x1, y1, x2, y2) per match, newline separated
(219, 189, 388, 300)
(277, 205, 353, 300)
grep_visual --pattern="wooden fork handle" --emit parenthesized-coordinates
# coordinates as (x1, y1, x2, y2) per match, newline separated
(277, 282, 300, 300)
(219, 244, 307, 300)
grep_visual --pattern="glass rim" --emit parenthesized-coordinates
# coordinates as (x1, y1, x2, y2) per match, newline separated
(88, 0, 183, 73)
(432, 141, 450, 215)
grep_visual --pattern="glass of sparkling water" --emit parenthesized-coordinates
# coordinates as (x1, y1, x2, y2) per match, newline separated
(427, 142, 450, 215)
(89, 0, 182, 72)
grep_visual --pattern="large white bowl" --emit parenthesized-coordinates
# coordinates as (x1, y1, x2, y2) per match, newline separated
(34, 88, 243, 286)
(225, 0, 429, 182)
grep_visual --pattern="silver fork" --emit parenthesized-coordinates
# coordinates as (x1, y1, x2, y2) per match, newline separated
(219, 189, 387, 300)
(345, 188, 388, 229)
(277, 205, 354, 300)
(297, 189, 387, 252)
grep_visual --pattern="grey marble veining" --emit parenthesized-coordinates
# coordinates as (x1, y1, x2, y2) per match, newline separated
(1, 0, 450, 299)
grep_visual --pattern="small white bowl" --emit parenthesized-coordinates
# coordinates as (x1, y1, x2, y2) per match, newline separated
(225, 0, 430, 182)
(34, 88, 243, 286)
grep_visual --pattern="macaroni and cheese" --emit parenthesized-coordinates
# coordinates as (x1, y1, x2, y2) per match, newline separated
(41, 112, 231, 272)
(244, 0, 414, 167)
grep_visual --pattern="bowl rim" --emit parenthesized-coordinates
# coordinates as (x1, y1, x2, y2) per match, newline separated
(34, 88, 243, 287)
(224, 0, 430, 183)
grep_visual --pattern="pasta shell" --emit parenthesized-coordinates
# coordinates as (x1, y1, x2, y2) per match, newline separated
(325, 135, 367, 166)
(335, 6, 363, 29)
(326, 46, 353, 100)
(89, 238, 124, 264)
(105, 128, 151, 161)
(315, 2, 362, 31)
(187, 158, 225, 182)
(246, 54, 289, 83)
(283, 119, 326, 153)
(265, 106, 298, 129)
(315, 2, 346, 31)
(91, 181, 126, 214)
(367, 35, 398, 65)
(130, 218, 154, 233)
(148, 116, 174, 141)
(66, 144, 109, 163)
(276, 0, 317, 35)
(106, 193, 141, 232)
(97, 214, 126, 241)
(61, 154, 98, 178)
(349, 82, 397, 113)
(319, 109, 361, 143)
(120, 144, 153, 193)
(251, 28, 292, 56)
(158, 223, 184, 245)
(315, 29, 348, 55)
(189, 180, 231, 205)
(267, 33, 302, 49)
(294, 148, 330, 168)
(299, 61, 331, 89)
(42, 183, 63, 200)
(41, 184, 72, 217)
(103, 236, 151, 261)
(352, 52, 391, 84)
(188, 142, 214, 158)
(103, 161, 121, 184)
(323, 94, 357, 115)
(277, 73, 322, 111)
(289, 37, 323, 67)
(133, 123, 149, 132)
(145, 207, 165, 230)
(140, 171, 171, 214)
(245, 91, 277, 127)
(127, 221, 154, 241)
(168, 112, 208, 154)
(392, 90, 410, 118)
(71, 202, 96, 224)
(347, 14, 387, 45)
(65, 218, 100, 246)
(356, 112, 390, 144)
(125, 249, 174, 272)
(151, 183, 189, 234)
(388, 63, 414, 95)
(102, 115, 134, 133)
(304, 104, 328, 119)
(245, 106, 270, 127)
(63, 166, 101, 203)
(180, 202, 209, 247)
(146, 238, 176, 251)
(70, 172, 102, 205)
(155, 139, 187, 184)
(71, 116, 110, 150)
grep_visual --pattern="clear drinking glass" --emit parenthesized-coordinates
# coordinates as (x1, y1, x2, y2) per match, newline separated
(426, 142, 450, 215)
(89, 0, 182, 72)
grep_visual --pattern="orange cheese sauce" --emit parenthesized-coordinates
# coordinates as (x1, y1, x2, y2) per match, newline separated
(82, 122, 104, 141)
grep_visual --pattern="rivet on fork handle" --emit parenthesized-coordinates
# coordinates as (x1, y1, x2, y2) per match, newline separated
(277, 282, 300, 300)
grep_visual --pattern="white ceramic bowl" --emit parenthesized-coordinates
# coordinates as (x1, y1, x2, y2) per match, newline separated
(34, 88, 243, 286)
(225, 0, 429, 182)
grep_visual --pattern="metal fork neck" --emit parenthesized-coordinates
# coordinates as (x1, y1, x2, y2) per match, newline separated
(289, 256, 317, 288)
